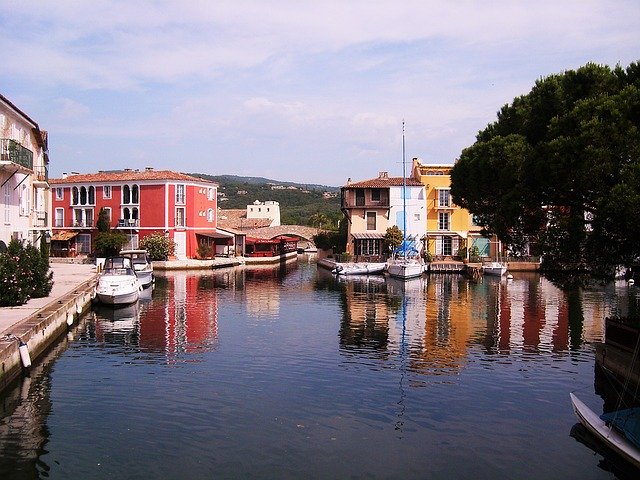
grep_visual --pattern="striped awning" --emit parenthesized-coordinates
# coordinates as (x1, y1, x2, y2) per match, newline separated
(351, 232, 385, 239)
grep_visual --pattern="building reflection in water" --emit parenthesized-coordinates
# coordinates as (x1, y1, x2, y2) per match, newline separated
(338, 273, 627, 379)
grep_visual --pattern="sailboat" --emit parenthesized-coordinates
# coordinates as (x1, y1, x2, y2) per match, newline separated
(386, 122, 423, 280)
(569, 317, 640, 469)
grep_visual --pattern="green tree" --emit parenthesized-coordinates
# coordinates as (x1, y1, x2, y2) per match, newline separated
(450, 61, 640, 274)
(96, 207, 111, 232)
(384, 225, 404, 251)
(94, 231, 128, 257)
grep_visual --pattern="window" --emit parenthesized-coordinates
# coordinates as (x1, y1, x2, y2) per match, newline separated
(207, 187, 214, 200)
(103, 185, 112, 199)
(176, 184, 185, 204)
(122, 207, 139, 226)
(207, 208, 214, 222)
(438, 189, 450, 208)
(355, 189, 365, 206)
(438, 212, 450, 230)
(76, 234, 91, 254)
(371, 189, 381, 202)
(73, 208, 94, 227)
(55, 187, 63, 200)
(414, 213, 421, 221)
(3, 184, 9, 224)
(176, 207, 185, 227)
(72, 186, 95, 206)
(19, 184, 29, 216)
(366, 211, 376, 230)
(356, 239, 381, 256)
(104, 207, 112, 223)
(122, 184, 139, 205)
(442, 236, 453, 256)
(55, 208, 64, 227)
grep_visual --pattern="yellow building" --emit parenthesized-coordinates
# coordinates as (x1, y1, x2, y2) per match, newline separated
(412, 158, 494, 259)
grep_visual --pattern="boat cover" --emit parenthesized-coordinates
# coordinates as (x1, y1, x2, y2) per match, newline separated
(392, 239, 419, 256)
(601, 408, 640, 449)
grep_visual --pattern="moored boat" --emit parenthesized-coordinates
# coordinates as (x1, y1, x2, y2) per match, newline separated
(570, 392, 640, 470)
(120, 249, 154, 288)
(96, 256, 141, 306)
(332, 262, 386, 275)
(482, 261, 507, 276)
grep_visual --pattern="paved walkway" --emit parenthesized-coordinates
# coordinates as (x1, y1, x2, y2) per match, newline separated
(0, 263, 98, 336)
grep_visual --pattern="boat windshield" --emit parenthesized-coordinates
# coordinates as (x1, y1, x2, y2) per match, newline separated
(103, 267, 135, 276)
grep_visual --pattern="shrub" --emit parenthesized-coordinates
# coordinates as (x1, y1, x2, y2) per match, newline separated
(0, 239, 53, 306)
(140, 233, 176, 261)
(197, 243, 214, 259)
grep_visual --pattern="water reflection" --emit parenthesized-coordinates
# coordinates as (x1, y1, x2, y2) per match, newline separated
(1, 262, 639, 479)
(335, 271, 627, 379)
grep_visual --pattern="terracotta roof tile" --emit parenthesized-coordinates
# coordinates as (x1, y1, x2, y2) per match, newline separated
(343, 176, 423, 188)
(49, 170, 216, 185)
(217, 209, 273, 229)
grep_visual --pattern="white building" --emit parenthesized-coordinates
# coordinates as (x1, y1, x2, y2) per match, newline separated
(246, 200, 281, 227)
(0, 94, 50, 250)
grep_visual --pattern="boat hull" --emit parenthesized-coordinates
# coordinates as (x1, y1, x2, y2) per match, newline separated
(386, 261, 423, 279)
(570, 393, 640, 469)
(96, 289, 140, 306)
(135, 269, 154, 288)
(332, 262, 386, 275)
(482, 262, 507, 276)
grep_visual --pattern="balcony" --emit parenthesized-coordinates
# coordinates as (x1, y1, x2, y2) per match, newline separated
(33, 210, 48, 228)
(118, 218, 139, 228)
(73, 220, 94, 228)
(0, 139, 33, 170)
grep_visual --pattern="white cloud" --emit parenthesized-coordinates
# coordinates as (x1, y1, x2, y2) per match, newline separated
(1, 0, 638, 184)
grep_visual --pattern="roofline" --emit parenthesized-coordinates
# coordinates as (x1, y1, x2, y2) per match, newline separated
(0, 93, 40, 129)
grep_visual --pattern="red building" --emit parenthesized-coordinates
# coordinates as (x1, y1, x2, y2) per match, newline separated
(49, 168, 223, 259)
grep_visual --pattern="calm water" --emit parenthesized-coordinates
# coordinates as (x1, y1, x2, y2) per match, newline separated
(1, 258, 640, 479)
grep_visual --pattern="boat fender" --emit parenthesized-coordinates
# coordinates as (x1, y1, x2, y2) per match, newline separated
(75, 300, 82, 314)
(67, 311, 74, 326)
(19, 340, 32, 369)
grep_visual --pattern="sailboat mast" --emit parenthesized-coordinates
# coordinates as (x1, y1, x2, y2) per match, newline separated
(402, 121, 407, 260)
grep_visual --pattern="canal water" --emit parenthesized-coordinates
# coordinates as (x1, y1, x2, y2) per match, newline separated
(1, 259, 639, 479)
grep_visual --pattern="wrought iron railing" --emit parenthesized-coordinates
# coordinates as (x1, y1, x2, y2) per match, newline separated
(118, 218, 139, 227)
(0, 139, 33, 170)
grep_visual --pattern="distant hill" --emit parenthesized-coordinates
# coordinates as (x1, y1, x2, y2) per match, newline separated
(189, 173, 342, 228)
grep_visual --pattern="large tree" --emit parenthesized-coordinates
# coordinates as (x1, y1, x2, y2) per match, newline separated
(450, 61, 640, 274)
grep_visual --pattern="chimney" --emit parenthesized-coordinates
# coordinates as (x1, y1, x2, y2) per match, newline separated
(71, 171, 79, 175)
(145, 166, 154, 171)
(378, 171, 389, 179)
(62, 172, 68, 179)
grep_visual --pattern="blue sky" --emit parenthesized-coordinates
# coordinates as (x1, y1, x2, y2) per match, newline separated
(2, 1, 639, 186)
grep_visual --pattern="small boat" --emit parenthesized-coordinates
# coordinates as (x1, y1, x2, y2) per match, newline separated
(332, 262, 386, 275)
(95, 256, 141, 306)
(570, 392, 640, 469)
(386, 257, 424, 279)
(120, 249, 154, 288)
(482, 261, 507, 276)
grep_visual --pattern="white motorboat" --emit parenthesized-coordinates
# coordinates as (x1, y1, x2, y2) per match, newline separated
(332, 262, 386, 275)
(482, 261, 507, 276)
(96, 256, 141, 306)
(570, 393, 640, 469)
(120, 249, 154, 288)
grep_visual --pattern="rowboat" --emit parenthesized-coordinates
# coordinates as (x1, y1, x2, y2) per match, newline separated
(332, 262, 386, 275)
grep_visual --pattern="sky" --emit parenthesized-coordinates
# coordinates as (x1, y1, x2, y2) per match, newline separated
(1, 1, 639, 186)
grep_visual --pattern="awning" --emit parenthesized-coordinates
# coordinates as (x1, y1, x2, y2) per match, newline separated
(196, 229, 234, 239)
(351, 232, 385, 240)
(51, 230, 78, 241)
